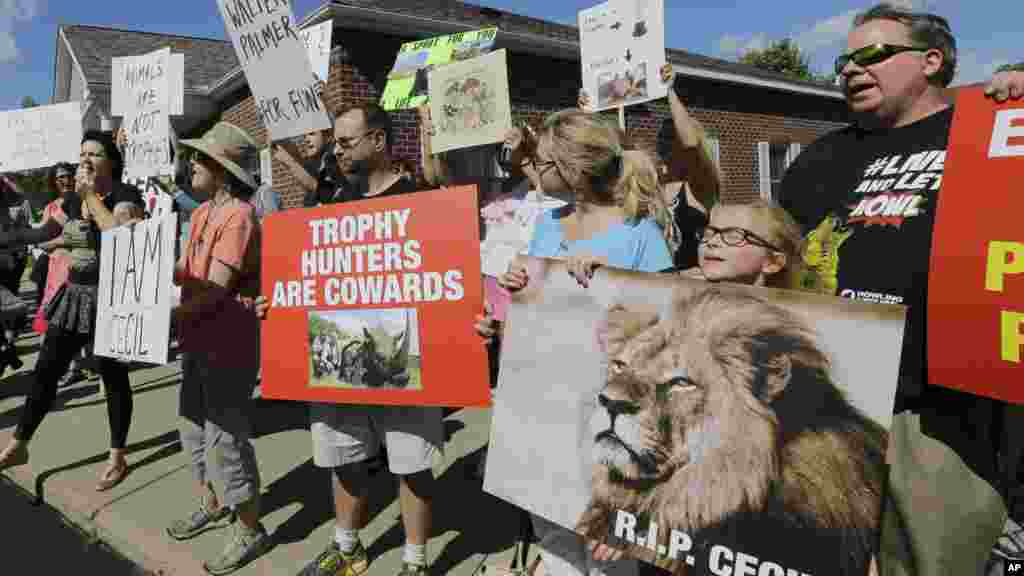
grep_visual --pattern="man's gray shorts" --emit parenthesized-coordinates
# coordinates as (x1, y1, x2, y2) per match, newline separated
(178, 351, 261, 509)
(309, 402, 444, 475)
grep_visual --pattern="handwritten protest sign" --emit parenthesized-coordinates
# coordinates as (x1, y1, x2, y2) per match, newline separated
(578, 0, 666, 111)
(428, 49, 512, 154)
(111, 48, 175, 178)
(216, 0, 331, 141)
(112, 51, 184, 117)
(260, 185, 489, 407)
(929, 86, 1024, 403)
(0, 101, 82, 173)
(94, 212, 177, 364)
(380, 27, 498, 111)
(301, 19, 332, 82)
(485, 260, 904, 575)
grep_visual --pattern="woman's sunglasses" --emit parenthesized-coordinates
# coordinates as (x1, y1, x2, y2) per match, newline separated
(834, 44, 929, 75)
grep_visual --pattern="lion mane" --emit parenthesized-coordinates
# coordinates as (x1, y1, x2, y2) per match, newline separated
(577, 285, 888, 576)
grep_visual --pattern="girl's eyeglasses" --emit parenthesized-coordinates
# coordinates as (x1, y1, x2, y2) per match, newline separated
(834, 44, 929, 75)
(697, 225, 781, 252)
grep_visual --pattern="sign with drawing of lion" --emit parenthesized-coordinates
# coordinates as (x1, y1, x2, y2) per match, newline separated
(484, 257, 905, 576)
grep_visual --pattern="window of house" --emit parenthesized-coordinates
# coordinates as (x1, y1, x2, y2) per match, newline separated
(758, 141, 802, 202)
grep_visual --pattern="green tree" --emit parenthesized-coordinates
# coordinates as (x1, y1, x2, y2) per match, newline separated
(996, 62, 1024, 73)
(20, 95, 39, 109)
(740, 39, 813, 80)
(739, 39, 836, 85)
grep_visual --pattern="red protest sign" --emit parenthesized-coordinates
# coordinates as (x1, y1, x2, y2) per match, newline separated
(929, 86, 1024, 403)
(259, 185, 490, 407)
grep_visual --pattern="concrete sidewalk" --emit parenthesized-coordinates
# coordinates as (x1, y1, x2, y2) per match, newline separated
(0, 287, 532, 575)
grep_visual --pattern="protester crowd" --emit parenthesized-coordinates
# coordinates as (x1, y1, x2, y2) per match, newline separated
(1, 3, 1024, 576)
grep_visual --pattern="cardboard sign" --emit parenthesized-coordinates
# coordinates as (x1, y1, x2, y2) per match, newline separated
(578, 0, 667, 112)
(112, 51, 184, 117)
(216, 0, 331, 141)
(485, 259, 905, 575)
(111, 48, 175, 178)
(428, 49, 512, 154)
(928, 86, 1024, 403)
(0, 101, 83, 172)
(380, 27, 498, 111)
(94, 212, 177, 364)
(259, 185, 489, 407)
(301, 19, 333, 82)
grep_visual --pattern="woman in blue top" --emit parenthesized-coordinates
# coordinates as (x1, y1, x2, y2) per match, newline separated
(504, 109, 673, 284)
(478, 109, 672, 576)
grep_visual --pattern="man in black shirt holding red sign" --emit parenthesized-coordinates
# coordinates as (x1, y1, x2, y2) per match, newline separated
(780, 3, 1024, 574)
(261, 103, 440, 576)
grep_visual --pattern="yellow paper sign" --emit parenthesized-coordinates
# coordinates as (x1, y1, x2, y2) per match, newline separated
(379, 27, 499, 111)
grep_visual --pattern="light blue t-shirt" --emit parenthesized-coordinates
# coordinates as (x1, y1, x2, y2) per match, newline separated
(527, 209, 673, 273)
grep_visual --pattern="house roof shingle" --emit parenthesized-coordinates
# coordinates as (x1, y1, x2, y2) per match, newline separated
(61, 25, 238, 92)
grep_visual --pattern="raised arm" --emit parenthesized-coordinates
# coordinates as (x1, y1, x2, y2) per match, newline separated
(273, 143, 318, 194)
(662, 65, 720, 211)
(418, 103, 450, 187)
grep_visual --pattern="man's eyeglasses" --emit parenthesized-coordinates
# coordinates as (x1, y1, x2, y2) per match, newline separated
(834, 44, 929, 75)
(334, 131, 376, 152)
(697, 225, 781, 252)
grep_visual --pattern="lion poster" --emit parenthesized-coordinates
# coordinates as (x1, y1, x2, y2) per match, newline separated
(483, 257, 906, 576)
(428, 49, 512, 155)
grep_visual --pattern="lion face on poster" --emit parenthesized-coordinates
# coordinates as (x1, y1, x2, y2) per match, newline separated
(576, 286, 888, 575)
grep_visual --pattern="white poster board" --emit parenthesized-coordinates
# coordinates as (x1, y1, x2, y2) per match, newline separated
(94, 212, 177, 364)
(301, 20, 333, 82)
(578, 0, 666, 112)
(111, 48, 176, 178)
(480, 192, 567, 278)
(0, 101, 83, 173)
(112, 52, 184, 117)
(428, 49, 512, 154)
(216, 0, 332, 141)
(260, 147, 273, 188)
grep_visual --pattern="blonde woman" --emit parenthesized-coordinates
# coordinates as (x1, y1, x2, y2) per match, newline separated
(478, 109, 672, 576)
(580, 63, 721, 270)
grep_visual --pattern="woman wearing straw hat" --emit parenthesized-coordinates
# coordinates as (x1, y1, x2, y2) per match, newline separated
(164, 121, 269, 575)
(0, 131, 144, 491)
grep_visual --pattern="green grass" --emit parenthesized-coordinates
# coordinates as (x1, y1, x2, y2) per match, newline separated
(308, 356, 423, 391)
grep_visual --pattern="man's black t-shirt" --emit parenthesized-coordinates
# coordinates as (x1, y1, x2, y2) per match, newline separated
(780, 106, 1000, 486)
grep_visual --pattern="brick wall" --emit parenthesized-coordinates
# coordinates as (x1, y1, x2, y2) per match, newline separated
(218, 27, 850, 209)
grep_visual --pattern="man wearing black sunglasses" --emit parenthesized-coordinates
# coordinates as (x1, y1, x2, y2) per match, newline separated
(779, 3, 1024, 575)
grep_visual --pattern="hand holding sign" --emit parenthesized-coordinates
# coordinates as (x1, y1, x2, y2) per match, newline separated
(984, 69, 1024, 102)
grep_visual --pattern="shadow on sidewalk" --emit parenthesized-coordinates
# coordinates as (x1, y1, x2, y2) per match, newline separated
(32, 430, 181, 505)
(260, 457, 401, 549)
(366, 446, 525, 574)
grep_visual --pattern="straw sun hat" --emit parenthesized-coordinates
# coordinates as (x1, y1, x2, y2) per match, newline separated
(178, 121, 260, 190)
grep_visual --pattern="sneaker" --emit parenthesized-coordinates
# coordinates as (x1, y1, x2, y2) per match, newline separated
(57, 368, 81, 388)
(203, 521, 270, 575)
(397, 562, 429, 576)
(994, 517, 1024, 560)
(166, 498, 235, 541)
(297, 540, 369, 576)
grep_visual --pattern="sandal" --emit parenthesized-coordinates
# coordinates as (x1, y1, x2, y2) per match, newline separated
(96, 461, 129, 492)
